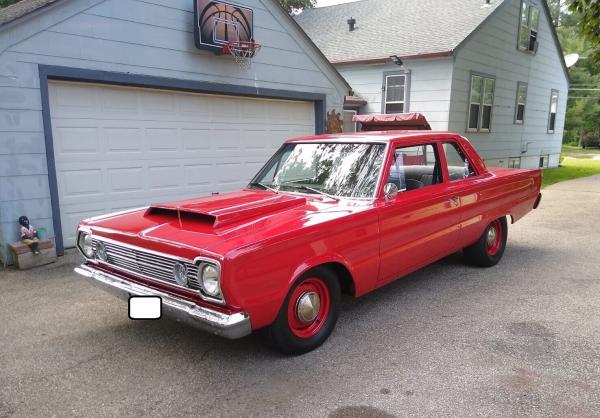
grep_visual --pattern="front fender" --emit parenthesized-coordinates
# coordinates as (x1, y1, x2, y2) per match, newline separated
(290, 253, 356, 290)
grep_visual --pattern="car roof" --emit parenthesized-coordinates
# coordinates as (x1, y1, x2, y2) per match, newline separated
(286, 131, 461, 144)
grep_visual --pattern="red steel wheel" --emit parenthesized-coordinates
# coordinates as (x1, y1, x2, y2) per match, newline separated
(263, 266, 341, 355)
(286, 277, 331, 339)
(485, 219, 503, 256)
(463, 216, 508, 267)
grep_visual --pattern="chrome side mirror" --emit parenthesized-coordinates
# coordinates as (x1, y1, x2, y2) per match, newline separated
(383, 183, 399, 201)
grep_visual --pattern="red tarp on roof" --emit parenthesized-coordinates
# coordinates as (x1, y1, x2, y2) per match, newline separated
(352, 113, 431, 131)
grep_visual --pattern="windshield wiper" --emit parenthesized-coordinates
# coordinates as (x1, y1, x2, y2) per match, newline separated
(250, 182, 279, 193)
(282, 183, 339, 201)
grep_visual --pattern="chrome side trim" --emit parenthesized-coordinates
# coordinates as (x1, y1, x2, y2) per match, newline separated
(74, 264, 251, 339)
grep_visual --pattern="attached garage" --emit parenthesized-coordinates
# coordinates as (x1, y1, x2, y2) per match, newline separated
(49, 81, 316, 247)
(0, 0, 349, 263)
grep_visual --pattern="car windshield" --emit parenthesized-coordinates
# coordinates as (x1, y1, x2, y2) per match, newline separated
(249, 142, 386, 198)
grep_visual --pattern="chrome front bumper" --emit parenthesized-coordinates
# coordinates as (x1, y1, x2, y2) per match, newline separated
(74, 264, 252, 339)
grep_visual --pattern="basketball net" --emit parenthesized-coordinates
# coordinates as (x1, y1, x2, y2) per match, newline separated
(223, 41, 262, 70)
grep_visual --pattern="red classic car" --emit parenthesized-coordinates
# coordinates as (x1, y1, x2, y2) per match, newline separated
(75, 131, 542, 354)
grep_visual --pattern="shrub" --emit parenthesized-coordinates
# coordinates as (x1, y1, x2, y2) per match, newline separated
(581, 132, 600, 148)
(563, 130, 579, 145)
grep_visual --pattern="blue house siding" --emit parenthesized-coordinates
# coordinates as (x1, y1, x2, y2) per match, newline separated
(0, 0, 348, 264)
(448, 0, 569, 168)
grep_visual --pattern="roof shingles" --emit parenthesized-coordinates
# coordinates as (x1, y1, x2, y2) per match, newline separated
(294, 0, 503, 63)
(0, 0, 59, 26)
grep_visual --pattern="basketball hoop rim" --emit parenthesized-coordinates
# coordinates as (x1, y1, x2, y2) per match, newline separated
(222, 40, 262, 56)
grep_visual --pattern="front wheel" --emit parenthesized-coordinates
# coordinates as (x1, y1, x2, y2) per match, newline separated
(263, 267, 341, 355)
(463, 217, 508, 267)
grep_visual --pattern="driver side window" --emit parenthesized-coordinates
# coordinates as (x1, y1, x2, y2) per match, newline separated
(387, 144, 442, 192)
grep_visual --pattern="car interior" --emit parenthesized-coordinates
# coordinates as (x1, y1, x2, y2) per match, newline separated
(387, 145, 443, 191)
(387, 143, 473, 191)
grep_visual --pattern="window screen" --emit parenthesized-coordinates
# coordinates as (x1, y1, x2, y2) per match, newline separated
(468, 74, 495, 132)
(515, 82, 528, 124)
(548, 90, 559, 133)
(519, 1, 540, 53)
(384, 74, 406, 114)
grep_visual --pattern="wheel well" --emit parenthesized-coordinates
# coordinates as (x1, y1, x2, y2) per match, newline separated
(319, 262, 356, 297)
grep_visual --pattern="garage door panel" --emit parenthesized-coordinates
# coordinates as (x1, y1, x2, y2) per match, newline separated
(104, 127, 144, 153)
(148, 165, 182, 191)
(49, 81, 315, 247)
(59, 169, 104, 198)
(184, 164, 213, 186)
(108, 167, 145, 192)
(215, 162, 243, 185)
(99, 88, 139, 116)
(54, 126, 100, 155)
(146, 128, 181, 151)
(182, 129, 211, 150)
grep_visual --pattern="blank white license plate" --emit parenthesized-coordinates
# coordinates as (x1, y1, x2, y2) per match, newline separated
(128, 296, 162, 320)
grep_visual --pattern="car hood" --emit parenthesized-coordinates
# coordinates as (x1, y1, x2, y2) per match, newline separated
(83, 190, 373, 257)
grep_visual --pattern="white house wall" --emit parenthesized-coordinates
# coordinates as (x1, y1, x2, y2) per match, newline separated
(0, 0, 348, 262)
(448, 0, 568, 168)
(337, 58, 454, 130)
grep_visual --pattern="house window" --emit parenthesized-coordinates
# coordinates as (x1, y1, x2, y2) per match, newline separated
(468, 74, 495, 132)
(539, 155, 549, 168)
(384, 74, 407, 113)
(548, 90, 559, 133)
(519, 1, 540, 53)
(515, 82, 528, 124)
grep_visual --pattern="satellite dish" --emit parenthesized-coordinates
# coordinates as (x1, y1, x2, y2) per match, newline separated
(565, 53, 580, 68)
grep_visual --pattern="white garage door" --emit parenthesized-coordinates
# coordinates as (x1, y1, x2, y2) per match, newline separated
(49, 81, 315, 247)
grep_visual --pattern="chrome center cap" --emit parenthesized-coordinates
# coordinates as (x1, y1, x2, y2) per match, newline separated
(296, 292, 321, 324)
(487, 227, 497, 246)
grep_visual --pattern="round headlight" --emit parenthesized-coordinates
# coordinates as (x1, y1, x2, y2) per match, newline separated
(79, 233, 94, 258)
(200, 264, 221, 297)
(96, 241, 107, 262)
(173, 262, 188, 287)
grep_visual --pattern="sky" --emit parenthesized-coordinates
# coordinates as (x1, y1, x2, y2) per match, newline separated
(315, 0, 360, 7)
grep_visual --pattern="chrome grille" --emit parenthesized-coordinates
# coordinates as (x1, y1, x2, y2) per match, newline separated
(92, 239, 201, 291)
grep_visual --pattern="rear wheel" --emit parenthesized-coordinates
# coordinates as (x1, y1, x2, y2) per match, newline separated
(463, 217, 507, 267)
(263, 267, 341, 355)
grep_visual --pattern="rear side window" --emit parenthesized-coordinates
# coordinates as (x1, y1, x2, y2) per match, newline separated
(386, 144, 442, 192)
(444, 142, 476, 181)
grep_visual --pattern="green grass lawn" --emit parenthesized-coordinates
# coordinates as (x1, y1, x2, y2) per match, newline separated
(542, 156, 600, 188)
(561, 145, 600, 159)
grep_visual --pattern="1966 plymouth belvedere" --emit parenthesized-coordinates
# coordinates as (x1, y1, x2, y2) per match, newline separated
(75, 131, 542, 354)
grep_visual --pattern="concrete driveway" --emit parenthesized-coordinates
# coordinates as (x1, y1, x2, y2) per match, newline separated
(1, 175, 600, 418)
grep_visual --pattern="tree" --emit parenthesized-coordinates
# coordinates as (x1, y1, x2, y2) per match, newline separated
(567, 0, 600, 64)
(277, 0, 316, 14)
(557, 7, 600, 146)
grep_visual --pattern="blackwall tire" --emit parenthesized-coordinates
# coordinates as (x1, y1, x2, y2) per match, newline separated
(463, 217, 508, 267)
(263, 267, 341, 355)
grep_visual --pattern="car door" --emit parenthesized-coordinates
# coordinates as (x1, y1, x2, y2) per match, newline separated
(377, 141, 461, 285)
(439, 141, 487, 247)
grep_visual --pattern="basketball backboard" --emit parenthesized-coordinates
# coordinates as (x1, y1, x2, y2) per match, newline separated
(194, 0, 254, 53)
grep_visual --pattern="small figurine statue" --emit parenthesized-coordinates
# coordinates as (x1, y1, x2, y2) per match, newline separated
(19, 215, 40, 255)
